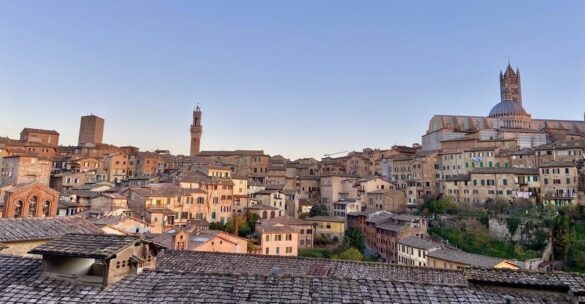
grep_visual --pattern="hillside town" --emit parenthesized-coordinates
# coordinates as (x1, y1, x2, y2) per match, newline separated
(1, 64, 585, 302)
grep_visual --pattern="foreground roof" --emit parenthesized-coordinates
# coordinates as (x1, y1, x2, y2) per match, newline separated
(29, 233, 142, 259)
(0, 216, 102, 242)
(0, 251, 583, 303)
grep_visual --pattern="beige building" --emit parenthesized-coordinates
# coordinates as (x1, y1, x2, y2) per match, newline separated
(153, 228, 248, 254)
(366, 189, 406, 212)
(444, 167, 540, 205)
(535, 140, 585, 165)
(257, 224, 299, 256)
(540, 162, 580, 206)
(306, 216, 346, 242)
(319, 174, 358, 211)
(390, 152, 438, 206)
(259, 216, 314, 248)
(91, 215, 151, 235)
(397, 236, 442, 267)
(126, 183, 209, 233)
(332, 199, 361, 218)
(103, 153, 129, 183)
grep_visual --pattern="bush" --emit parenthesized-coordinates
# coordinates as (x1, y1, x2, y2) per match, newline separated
(309, 204, 329, 217)
(506, 217, 521, 235)
(299, 248, 332, 259)
(420, 198, 457, 215)
(332, 248, 363, 261)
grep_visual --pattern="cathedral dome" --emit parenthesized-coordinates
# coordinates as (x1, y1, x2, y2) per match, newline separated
(488, 100, 528, 118)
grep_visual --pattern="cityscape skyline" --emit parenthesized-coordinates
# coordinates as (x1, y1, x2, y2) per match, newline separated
(1, 1, 584, 159)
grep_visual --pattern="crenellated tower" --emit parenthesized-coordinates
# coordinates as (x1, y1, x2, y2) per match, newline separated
(190, 105, 203, 156)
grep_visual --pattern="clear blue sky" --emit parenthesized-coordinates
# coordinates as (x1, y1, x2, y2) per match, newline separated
(1, 1, 583, 159)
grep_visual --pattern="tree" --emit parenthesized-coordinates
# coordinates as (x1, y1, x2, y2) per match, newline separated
(332, 248, 363, 261)
(553, 214, 573, 259)
(309, 204, 329, 217)
(344, 227, 365, 252)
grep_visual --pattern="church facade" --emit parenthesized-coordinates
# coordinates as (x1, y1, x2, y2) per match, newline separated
(422, 64, 585, 151)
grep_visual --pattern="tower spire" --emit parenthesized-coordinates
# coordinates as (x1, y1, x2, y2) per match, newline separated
(500, 62, 522, 104)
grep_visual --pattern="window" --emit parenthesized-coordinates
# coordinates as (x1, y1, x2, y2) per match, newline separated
(265, 248, 269, 254)
(275, 235, 282, 241)
(42, 201, 51, 217)
(14, 201, 24, 218)
(286, 234, 292, 241)
(286, 247, 292, 254)
(266, 235, 270, 242)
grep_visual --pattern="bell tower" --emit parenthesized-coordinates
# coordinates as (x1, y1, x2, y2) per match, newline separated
(500, 63, 522, 104)
(190, 105, 203, 156)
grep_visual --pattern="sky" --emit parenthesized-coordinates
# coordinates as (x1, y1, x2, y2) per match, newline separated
(0, 1, 584, 159)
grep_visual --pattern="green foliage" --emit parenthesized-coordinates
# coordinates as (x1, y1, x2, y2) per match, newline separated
(420, 198, 457, 215)
(565, 224, 585, 272)
(343, 227, 365, 252)
(566, 241, 585, 273)
(553, 214, 573, 258)
(332, 248, 364, 261)
(309, 204, 329, 217)
(211, 213, 260, 237)
(484, 200, 510, 215)
(429, 226, 541, 260)
(524, 229, 548, 251)
(506, 217, 521, 235)
(299, 248, 332, 259)
(209, 221, 226, 231)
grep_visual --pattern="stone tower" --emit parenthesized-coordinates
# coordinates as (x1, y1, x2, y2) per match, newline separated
(78, 115, 105, 146)
(190, 106, 203, 156)
(499, 63, 522, 104)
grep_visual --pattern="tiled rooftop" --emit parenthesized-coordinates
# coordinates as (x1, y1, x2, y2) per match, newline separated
(399, 236, 442, 250)
(156, 250, 468, 286)
(0, 255, 100, 303)
(0, 251, 583, 303)
(90, 270, 570, 304)
(0, 216, 102, 242)
(29, 233, 141, 259)
(428, 248, 506, 268)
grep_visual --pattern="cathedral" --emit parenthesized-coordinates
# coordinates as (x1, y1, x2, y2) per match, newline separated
(422, 64, 585, 151)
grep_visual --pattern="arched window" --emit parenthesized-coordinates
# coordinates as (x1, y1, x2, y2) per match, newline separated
(14, 201, 24, 218)
(42, 201, 51, 217)
(270, 211, 275, 218)
(262, 211, 267, 219)
(28, 196, 38, 217)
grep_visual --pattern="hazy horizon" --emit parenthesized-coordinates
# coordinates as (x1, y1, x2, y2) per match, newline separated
(1, 1, 584, 159)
